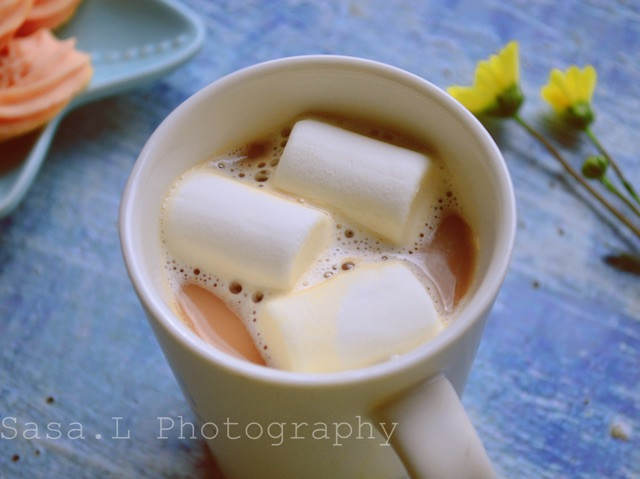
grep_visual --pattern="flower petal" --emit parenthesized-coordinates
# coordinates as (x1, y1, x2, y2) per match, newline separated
(541, 83, 569, 112)
(566, 66, 584, 103)
(579, 65, 597, 102)
(550, 69, 574, 102)
(447, 85, 495, 113)
(499, 41, 519, 84)
(474, 61, 501, 94)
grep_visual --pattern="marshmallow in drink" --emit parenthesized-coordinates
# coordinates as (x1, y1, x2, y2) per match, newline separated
(273, 119, 432, 244)
(260, 261, 442, 373)
(163, 171, 332, 291)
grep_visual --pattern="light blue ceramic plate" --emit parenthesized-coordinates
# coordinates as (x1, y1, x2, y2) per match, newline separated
(0, 0, 205, 218)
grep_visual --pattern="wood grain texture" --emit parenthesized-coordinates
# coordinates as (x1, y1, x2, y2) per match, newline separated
(1, 0, 638, 478)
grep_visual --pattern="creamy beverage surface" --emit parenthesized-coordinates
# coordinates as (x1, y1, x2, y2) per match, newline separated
(160, 114, 477, 371)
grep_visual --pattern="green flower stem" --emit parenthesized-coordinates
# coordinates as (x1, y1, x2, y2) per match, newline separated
(513, 114, 640, 240)
(601, 177, 640, 219)
(585, 127, 640, 206)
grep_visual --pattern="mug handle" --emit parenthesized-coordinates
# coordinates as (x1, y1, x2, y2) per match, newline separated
(375, 374, 496, 479)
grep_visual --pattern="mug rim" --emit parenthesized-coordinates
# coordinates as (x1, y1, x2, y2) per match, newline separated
(119, 54, 516, 388)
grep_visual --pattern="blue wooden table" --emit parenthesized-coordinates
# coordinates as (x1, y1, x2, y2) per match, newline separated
(1, 1, 638, 478)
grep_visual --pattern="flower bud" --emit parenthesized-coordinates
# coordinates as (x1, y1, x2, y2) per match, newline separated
(581, 155, 608, 179)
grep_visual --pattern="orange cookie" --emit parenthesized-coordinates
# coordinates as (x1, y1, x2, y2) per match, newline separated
(17, 0, 82, 36)
(0, 0, 33, 50)
(0, 28, 92, 141)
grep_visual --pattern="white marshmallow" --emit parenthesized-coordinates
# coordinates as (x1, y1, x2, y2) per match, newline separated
(259, 261, 442, 373)
(273, 119, 432, 244)
(163, 171, 332, 291)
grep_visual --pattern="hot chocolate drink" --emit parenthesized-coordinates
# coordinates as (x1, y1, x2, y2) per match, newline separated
(160, 113, 476, 372)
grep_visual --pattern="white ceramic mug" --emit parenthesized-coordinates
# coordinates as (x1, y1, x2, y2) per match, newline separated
(119, 55, 516, 479)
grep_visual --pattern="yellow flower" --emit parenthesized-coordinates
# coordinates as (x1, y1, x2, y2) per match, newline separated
(447, 41, 523, 117)
(541, 65, 597, 129)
